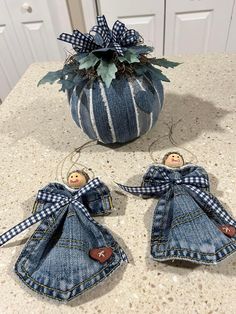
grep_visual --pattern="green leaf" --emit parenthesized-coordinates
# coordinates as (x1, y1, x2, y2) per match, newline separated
(118, 50, 140, 64)
(37, 70, 63, 86)
(79, 53, 99, 70)
(148, 65, 170, 82)
(62, 63, 78, 75)
(65, 73, 76, 82)
(133, 64, 170, 82)
(74, 53, 89, 62)
(128, 45, 154, 55)
(97, 61, 117, 88)
(58, 79, 75, 92)
(133, 64, 148, 76)
(73, 74, 83, 84)
(149, 58, 181, 68)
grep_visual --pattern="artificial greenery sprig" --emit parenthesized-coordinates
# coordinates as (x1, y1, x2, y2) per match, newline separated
(38, 45, 180, 91)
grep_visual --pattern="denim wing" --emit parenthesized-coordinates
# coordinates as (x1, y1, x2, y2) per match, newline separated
(81, 181, 113, 215)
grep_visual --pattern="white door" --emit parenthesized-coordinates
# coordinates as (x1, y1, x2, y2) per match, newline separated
(96, 0, 165, 55)
(226, 1, 236, 52)
(0, 0, 71, 101)
(164, 0, 235, 55)
(0, 0, 28, 100)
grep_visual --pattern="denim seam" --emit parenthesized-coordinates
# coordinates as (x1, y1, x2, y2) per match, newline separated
(171, 209, 203, 223)
(151, 194, 169, 240)
(54, 244, 89, 252)
(16, 259, 122, 302)
(19, 231, 119, 293)
(25, 207, 70, 244)
(171, 212, 205, 229)
(88, 193, 112, 214)
(151, 250, 236, 264)
(20, 251, 118, 293)
(31, 237, 89, 246)
(99, 188, 110, 212)
(29, 241, 89, 251)
(151, 240, 236, 255)
(151, 245, 236, 263)
(67, 213, 76, 217)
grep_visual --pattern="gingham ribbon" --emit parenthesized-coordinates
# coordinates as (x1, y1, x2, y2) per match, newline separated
(0, 178, 101, 247)
(58, 15, 141, 56)
(117, 174, 236, 228)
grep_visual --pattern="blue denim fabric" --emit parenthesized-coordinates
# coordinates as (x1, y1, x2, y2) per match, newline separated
(68, 74, 164, 144)
(142, 164, 236, 265)
(15, 181, 127, 301)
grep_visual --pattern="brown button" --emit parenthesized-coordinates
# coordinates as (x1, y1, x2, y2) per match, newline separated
(218, 225, 236, 237)
(89, 247, 113, 263)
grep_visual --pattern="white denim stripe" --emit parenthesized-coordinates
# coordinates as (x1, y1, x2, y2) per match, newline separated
(73, 85, 84, 131)
(128, 80, 140, 137)
(88, 86, 103, 142)
(99, 81, 116, 143)
(144, 74, 161, 128)
(77, 80, 94, 133)
(136, 78, 153, 132)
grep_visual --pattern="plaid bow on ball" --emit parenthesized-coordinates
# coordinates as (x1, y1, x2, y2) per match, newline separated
(58, 15, 141, 56)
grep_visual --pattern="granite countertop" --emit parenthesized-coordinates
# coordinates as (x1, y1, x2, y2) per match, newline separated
(0, 54, 236, 314)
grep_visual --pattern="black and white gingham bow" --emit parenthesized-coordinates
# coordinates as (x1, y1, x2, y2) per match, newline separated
(117, 174, 236, 228)
(0, 178, 101, 247)
(58, 15, 141, 56)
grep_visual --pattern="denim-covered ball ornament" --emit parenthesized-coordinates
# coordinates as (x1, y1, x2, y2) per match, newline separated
(68, 74, 164, 144)
(38, 15, 180, 145)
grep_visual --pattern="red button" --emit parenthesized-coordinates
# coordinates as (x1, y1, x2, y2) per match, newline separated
(89, 247, 113, 263)
(218, 225, 236, 237)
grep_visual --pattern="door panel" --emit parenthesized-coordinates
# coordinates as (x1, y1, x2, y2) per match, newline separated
(5, 0, 61, 66)
(174, 10, 213, 54)
(0, 0, 27, 100)
(97, 0, 165, 55)
(226, 1, 236, 52)
(0, 0, 71, 101)
(118, 15, 157, 48)
(165, 0, 235, 54)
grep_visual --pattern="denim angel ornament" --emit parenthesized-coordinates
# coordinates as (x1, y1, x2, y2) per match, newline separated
(0, 169, 128, 301)
(117, 152, 236, 265)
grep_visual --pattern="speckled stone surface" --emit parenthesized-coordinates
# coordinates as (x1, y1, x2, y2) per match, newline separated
(0, 54, 236, 314)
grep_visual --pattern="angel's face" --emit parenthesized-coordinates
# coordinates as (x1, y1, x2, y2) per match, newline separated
(164, 153, 184, 168)
(67, 171, 87, 189)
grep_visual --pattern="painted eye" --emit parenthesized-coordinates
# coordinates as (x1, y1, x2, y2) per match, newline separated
(76, 175, 78, 177)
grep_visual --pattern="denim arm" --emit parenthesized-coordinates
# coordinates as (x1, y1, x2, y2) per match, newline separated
(81, 182, 113, 216)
